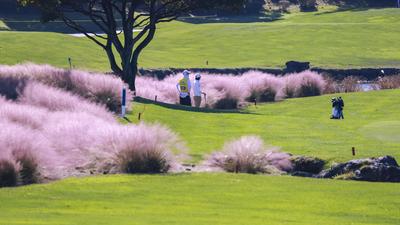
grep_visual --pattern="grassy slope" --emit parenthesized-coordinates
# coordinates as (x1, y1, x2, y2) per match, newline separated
(1, 8, 400, 70)
(0, 174, 399, 225)
(128, 90, 400, 162)
(0, 20, 8, 30)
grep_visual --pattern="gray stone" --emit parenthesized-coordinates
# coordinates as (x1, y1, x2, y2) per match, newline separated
(316, 155, 400, 182)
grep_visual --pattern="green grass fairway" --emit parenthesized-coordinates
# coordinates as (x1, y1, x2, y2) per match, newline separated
(1, 8, 400, 70)
(360, 121, 400, 143)
(128, 90, 400, 162)
(0, 174, 399, 225)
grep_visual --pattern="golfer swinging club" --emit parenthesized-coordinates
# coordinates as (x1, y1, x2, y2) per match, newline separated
(176, 70, 192, 106)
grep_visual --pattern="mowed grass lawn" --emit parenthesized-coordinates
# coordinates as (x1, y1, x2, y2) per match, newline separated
(128, 90, 400, 162)
(0, 174, 399, 225)
(1, 8, 400, 70)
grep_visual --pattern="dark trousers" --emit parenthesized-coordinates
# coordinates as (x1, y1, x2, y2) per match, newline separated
(180, 95, 191, 106)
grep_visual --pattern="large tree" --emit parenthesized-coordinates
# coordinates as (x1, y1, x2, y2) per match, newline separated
(18, 0, 244, 91)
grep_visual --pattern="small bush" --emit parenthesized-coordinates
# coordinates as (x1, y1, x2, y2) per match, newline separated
(0, 159, 18, 187)
(206, 136, 292, 174)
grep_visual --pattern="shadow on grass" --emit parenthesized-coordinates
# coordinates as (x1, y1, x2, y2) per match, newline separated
(0, 5, 113, 33)
(177, 11, 283, 24)
(134, 96, 252, 114)
(314, 6, 395, 16)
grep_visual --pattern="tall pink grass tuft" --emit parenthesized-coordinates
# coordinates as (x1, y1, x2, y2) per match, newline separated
(19, 82, 115, 122)
(283, 71, 327, 98)
(0, 63, 132, 113)
(113, 123, 181, 173)
(205, 136, 292, 174)
(1, 87, 184, 182)
(0, 98, 48, 129)
(0, 119, 50, 184)
(242, 71, 284, 102)
(135, 70, 326, 109)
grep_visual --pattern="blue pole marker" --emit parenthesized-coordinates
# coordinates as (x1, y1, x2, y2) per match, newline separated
(121, 88, 126, 117)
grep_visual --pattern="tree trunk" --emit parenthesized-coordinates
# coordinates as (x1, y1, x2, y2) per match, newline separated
(122, 63, 136, 92)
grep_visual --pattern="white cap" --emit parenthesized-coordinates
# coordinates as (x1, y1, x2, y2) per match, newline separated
(195, 73, 201, 79)
(183, 70, 190, 76)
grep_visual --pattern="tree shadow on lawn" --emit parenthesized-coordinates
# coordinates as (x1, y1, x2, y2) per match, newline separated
(177, 11, 283, 24)
(313, 6, 393, 16)
(133, 96, 255, 114)
(0, 4, 112, 33)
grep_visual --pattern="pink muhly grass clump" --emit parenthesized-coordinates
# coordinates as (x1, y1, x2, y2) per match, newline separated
(135, 70, 326, 109)
(19, 82, 115, 122)
(66, 70, 132, 112)
(283, 71, 326, 98)
(113, 123, 182, 173)
(0, 98, 48, 129)
(136, 76, 178, 104)
(205, 136, 292, 174)
(0, 63, 132, 113)
(242, 71, 284, 102)
(0, 120, 50, 185)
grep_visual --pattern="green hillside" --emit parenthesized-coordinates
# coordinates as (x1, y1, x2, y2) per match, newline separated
(128, 90, 400, 162)
(1, 8, 400, 70)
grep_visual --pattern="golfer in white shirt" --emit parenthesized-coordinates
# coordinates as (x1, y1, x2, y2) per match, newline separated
(193, 73, 205, 107)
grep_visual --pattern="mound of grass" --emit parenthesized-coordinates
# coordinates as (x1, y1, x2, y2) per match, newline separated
(1, 8, 400, 69)
(128, 90, 400, 162)
(0, 174, 399, 225)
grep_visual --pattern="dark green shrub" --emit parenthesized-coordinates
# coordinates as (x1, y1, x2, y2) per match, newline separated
(0, 159, 18, 187)
(214, 97, 238, 109)
(14, 152, 39, 185)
